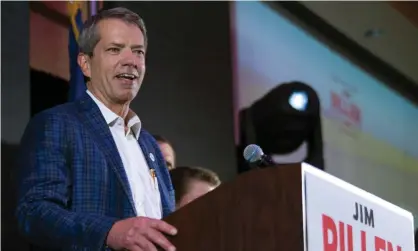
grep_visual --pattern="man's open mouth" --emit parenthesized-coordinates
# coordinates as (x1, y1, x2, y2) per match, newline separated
(116, 73, 138, 80)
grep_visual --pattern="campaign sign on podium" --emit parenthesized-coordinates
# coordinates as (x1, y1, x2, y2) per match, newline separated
(302, 163, 415, 251)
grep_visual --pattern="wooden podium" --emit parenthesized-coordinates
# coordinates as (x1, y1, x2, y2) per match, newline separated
(163, 163, 305, 251)
(162, 162, 416, 251)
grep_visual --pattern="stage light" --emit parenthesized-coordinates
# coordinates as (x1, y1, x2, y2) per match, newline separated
(238, 81, 324, 171)
(289, 91, 308, 111)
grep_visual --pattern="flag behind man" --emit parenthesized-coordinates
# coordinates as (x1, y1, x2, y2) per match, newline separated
(67, 1, 86, 101)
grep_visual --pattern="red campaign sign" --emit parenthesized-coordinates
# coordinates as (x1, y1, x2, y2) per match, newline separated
(330, 91, 362, 127)
(322, 214, 403, 251)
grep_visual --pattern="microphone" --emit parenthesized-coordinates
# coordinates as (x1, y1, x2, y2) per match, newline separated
(243, 144, 276, 168)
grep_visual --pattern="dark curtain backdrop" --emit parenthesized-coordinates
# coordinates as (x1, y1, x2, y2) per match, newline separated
(2, 2, 31, 250)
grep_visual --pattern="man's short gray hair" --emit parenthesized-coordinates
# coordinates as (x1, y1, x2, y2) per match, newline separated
(78, 7, 147, 56)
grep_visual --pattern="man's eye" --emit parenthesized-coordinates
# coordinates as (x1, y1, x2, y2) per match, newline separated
(134, 50, 145, 56)
(108, 48, 120, 53)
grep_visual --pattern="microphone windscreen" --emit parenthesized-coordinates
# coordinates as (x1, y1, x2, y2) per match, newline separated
(243, 144, 264, 163)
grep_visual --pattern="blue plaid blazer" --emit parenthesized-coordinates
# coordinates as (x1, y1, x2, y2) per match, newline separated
(15, 92, 175, 250)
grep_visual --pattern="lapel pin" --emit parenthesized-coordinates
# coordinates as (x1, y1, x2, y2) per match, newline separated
(149, 153, 155, 162)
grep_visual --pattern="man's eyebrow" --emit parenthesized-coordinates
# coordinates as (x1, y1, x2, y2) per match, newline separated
(108, 43, 145, 50)
(131, 44, 145, 50)
(108, 42, 125, 48)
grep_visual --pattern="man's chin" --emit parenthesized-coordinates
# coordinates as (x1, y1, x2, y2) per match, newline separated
(113, 91, 137, 104)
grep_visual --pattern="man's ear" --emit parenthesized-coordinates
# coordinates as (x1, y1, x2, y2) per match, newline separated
(77, 53, 91, 78)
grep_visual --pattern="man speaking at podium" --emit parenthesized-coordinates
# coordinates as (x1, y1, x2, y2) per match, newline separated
(15, 7, 177, 251)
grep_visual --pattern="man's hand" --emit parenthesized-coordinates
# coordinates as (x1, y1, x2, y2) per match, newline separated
(106, 217, 177, 251)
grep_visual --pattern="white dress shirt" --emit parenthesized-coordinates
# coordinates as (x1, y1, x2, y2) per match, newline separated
(87, 90, 162, 219)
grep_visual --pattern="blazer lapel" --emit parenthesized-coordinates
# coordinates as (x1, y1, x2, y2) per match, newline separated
(75, 93, 137, 215)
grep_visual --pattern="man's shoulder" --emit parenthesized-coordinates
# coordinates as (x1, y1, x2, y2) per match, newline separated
(30, 102, 80, 125)
(20, 102, 83, 148)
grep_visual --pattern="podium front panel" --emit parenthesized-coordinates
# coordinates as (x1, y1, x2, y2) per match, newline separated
(302, 163, 415, 251)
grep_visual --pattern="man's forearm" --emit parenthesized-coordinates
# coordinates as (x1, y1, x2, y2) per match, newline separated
(16, 200, 119, 250)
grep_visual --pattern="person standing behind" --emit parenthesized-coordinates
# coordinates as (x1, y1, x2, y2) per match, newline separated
(170, 166, 221, 209)
(15, 7, 177, 251)
(153, 134, 176, 170)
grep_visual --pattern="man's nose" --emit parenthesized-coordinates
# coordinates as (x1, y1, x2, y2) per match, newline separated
(121, 50, 139, 67)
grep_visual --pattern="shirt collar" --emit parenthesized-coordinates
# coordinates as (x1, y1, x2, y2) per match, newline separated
(87, 90, 142, 139)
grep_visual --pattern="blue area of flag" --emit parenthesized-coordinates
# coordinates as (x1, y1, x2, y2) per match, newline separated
(68, 6, 86, 101)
